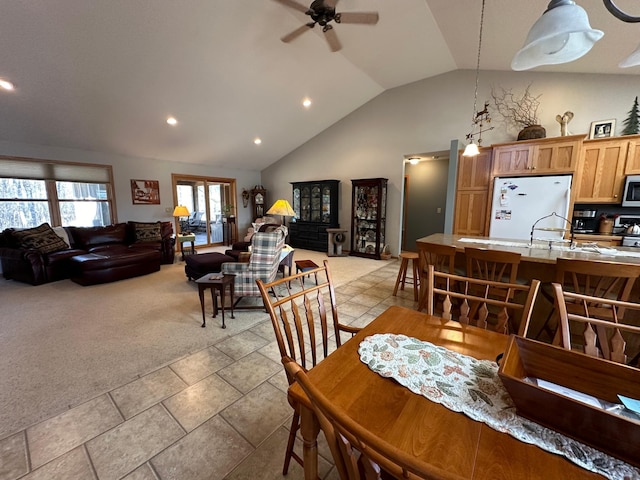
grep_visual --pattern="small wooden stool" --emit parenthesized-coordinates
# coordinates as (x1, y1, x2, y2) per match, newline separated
(393, 252, 420, 301)
(295, 259, 319, 285)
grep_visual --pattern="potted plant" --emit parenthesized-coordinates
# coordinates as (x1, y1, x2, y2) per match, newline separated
(491, 84, 545, 141)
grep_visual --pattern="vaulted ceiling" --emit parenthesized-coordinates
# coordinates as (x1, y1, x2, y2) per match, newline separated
(1, 0, 638, 171)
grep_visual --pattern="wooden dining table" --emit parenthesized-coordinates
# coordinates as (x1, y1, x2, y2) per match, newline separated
(288, 305, 604, 480)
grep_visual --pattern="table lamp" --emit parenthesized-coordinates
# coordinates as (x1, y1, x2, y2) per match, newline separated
(266, 199, 296, 225)
(172, 205, 190, 234)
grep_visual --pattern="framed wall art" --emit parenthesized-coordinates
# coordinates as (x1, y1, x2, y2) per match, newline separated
(589, 119, 616, 139)
(131, 179, 160, 204)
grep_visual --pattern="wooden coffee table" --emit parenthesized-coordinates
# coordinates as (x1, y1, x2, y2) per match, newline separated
(195, 274, 235, 328)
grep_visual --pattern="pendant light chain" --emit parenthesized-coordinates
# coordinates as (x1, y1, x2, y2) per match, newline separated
(471, 0, 486, 123)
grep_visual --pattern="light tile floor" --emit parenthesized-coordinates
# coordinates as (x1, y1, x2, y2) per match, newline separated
(0, 260, 420, 480)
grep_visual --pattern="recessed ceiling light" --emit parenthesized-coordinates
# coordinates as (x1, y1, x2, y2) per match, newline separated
(0, 79, 15, 91)
(302, 98, 312, 108)
(166, 117, 177, 126)
(254, 138, 262, 145)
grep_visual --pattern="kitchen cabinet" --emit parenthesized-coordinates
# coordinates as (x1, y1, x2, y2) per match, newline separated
(492, 135, 582, 176)
(289, 180, 339, 252)
(350, 178, 387, 259)
(576, 138, 627, 203)
(624, 135, 640, 174)
(453, 148, 492, 236)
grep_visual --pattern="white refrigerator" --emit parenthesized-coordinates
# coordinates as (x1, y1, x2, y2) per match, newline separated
(489, 175, 573, 241)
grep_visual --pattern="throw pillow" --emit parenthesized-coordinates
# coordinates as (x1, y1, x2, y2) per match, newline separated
(132, 222, 162, 242)
(52, 226, 71, 247)
(13, 223, 69, 254)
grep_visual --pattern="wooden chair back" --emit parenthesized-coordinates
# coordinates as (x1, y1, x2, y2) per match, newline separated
(551, 283, 640, 366)
(416, 242, 456, 311)
(426, 265, 540, 335)
(545, 258, 640, 343)
(256, 260, 360, 383)
(283, 357, 465, 480)
(464, 247, 521, 283)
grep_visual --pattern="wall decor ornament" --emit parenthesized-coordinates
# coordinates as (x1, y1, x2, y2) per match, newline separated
(555, 111, 574, 136)
(491, 84, 545, 141)
(130, 179, 160, 205)
(622, 97, 640, 136)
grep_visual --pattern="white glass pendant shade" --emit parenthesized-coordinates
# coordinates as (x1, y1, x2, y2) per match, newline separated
(462, 142, 480, 157)
(511, 2, 603, 71)
(620, 42, 640, 68)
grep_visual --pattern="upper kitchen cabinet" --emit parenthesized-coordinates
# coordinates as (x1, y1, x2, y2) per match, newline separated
(576, 138, 627, 203)
(624, 135, 640, 174)
(492, 135, 583, 176)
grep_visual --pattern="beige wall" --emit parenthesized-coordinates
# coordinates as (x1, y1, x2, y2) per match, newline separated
(262, 69, 640, 255)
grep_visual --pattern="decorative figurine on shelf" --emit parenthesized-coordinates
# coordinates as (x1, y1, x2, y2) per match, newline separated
(555, 111, 574, 136)
(622, 96, 640, 135)
(241, 189, 250, 208)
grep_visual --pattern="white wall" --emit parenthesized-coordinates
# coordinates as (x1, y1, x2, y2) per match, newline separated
(262, 69, 640, 255)
(0, 141, 262, 233)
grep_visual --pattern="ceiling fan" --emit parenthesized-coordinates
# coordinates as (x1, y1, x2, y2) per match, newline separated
(273, 0, 379, 52)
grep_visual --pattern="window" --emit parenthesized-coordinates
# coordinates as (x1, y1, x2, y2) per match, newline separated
(0, 157, 115, 230)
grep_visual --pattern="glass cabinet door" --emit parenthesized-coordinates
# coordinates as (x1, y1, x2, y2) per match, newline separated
(310, 185, 321, 222)
(322, 185, 331, 223)
(300, 186, 310, 221)
(293, 186, 301, 218)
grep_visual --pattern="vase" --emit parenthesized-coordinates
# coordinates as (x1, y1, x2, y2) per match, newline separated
(518, 125, 546, 141)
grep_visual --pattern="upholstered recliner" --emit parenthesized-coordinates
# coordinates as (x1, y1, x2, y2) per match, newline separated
(225, 220, 282, 261)
(221, 225, 287, 306)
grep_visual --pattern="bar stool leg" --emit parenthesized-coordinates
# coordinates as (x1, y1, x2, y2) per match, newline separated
(411, 257, 420, 301)
(393, 257, 409, 296)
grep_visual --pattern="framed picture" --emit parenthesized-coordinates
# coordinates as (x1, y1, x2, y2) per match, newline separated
(589, 119, 616, 139)
(131, 179, 160, 204)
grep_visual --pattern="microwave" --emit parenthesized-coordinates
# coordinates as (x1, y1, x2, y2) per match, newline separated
(622, 175, 640, 207)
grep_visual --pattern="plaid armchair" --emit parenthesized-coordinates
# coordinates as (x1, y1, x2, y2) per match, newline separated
(221, 225, 287, 300)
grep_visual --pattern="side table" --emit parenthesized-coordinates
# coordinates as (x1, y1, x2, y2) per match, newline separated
(176, 233, 196, 261)
(278, 245, 294, 278)
(195, 274, 235, 328)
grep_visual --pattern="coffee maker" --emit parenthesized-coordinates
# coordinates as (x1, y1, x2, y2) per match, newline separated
(572, 209, 597, 233)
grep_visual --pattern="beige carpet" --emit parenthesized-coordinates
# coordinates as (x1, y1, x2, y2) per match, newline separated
(0, 248, 391, 439)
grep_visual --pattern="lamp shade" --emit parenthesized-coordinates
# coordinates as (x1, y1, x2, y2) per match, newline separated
(267, 199, 296, 217)
(511, 1, 603, 71)
(172, 205, 190, 217)
(462, 142, 480, 157)
(620, 42, 640, 68)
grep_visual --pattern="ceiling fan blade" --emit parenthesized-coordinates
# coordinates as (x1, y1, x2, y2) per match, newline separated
(325, 0, 339, 7)
(281, 24, 313, 43)
(336, 12, 379, 25)
(272, 0, 309, 14)
(323, 26, 342, 52)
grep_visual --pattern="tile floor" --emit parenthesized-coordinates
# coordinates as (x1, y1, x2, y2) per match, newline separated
(0, 260, 419, 480)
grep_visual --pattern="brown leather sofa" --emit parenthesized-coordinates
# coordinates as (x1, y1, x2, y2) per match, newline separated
(0, 221, 175, 285)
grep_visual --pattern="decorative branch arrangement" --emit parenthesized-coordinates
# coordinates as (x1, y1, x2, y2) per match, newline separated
(491, 84, 542, 131)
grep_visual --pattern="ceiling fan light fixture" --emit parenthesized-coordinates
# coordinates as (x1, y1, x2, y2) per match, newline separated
(511, 0, 603, 71)
(0, 79, 15, 91)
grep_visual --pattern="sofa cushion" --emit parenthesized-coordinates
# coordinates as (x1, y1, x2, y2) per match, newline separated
(67, 224, 127, 249)
(12, 223, 69, 254)
(130, 221, 162, 242)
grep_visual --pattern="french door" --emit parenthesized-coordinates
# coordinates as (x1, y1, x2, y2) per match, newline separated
(171, 174, 236, 247)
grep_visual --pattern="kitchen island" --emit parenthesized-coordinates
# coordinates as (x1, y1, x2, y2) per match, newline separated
(417, 233, 640, 283)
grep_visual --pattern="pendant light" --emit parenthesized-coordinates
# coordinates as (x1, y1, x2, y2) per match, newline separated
(463, 0, 493, 157)
(511, 0, 603, 71)
(603, 0, 640, 68)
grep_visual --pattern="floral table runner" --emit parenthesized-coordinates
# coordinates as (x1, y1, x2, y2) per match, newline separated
(358, 333, 640, 480)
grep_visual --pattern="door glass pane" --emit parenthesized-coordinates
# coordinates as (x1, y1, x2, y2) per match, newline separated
(208, 183, 223, 243)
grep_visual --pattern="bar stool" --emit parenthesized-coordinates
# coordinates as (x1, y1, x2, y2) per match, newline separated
(393, 252, 420, 301)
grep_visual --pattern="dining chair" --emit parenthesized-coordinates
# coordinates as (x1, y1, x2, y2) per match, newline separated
(425, 264, 540, 335)
(464, 247, 521, 283)
(256, 260, 361, 475)
(534, 258, 640, 343)
(416, 242, 456, 312)
(282, 356, 465, 480)
(551, 282, 640, 366)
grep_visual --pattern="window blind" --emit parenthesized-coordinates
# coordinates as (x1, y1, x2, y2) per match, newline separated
(0, 157, 111, 183)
